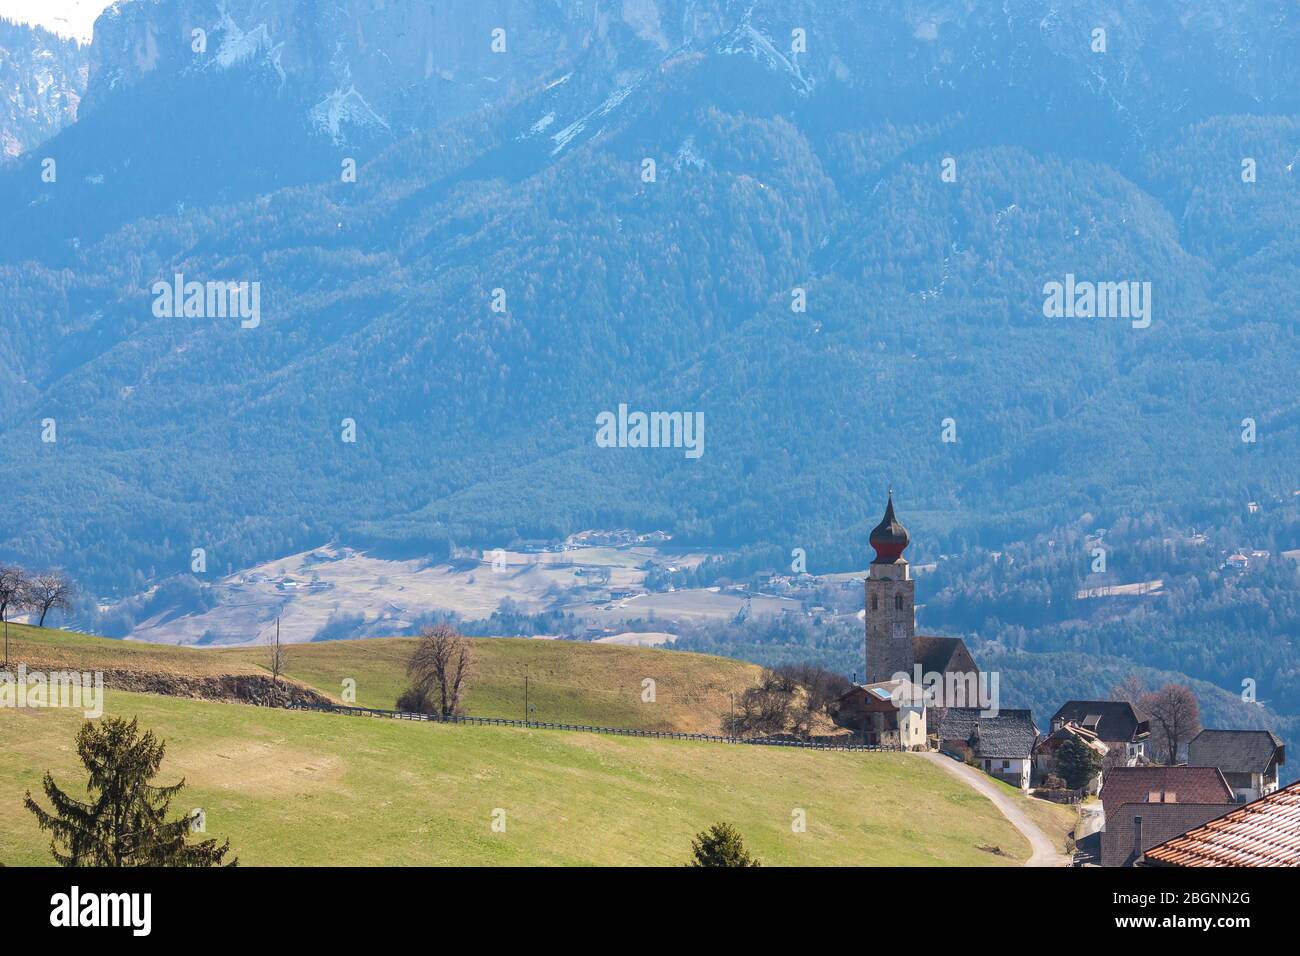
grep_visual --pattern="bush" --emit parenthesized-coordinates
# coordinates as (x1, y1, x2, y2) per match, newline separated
(688, 822, 760, 867)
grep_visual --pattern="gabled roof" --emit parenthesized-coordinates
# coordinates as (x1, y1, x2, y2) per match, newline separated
(1100, 766, 1234, 819)
(837, 679, 925, 712)
(1101, 803, 1236, 868)
(1038, 721, 1108, 755)
(1052, 700, 1149, 743)
(938, 708, 1038, 759)
(1186, 729, 1285, 776)
(913, 635, 974, 676)
(1144, 779, 1300, 867)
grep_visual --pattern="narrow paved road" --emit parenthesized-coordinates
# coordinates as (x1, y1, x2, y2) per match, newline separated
(915, 751, 1071, 867)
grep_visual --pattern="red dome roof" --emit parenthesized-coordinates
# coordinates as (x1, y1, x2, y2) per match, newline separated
(870, 492, 910, 563)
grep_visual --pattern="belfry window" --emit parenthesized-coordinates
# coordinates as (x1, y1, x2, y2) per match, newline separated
(895, 594, 903, 610)
(871, 595, 878, 611)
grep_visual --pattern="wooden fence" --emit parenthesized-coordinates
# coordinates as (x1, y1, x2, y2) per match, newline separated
(287, 701, 903, 752)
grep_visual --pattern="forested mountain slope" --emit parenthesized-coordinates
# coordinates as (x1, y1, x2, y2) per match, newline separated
(1, 0, 1297, 608)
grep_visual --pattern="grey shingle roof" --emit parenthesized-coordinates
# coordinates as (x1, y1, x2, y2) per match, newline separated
(938, 708, 1038, 759)
(1051, 700, 1149, 743)
(1186, 729, 1284, 775)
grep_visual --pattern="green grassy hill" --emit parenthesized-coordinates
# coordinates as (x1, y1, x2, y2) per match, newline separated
(2, 685, 1032, 866)
(1, 624, 1074, 865)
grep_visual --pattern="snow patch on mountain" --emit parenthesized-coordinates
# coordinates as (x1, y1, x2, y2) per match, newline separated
(717, 23, 813, 94)
(309, 85, 389, 146)
(550, 80, 637, 155)
(209, 6, 284, 83)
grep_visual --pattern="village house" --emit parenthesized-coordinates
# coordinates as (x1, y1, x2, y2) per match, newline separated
(1034, 720, 1108, 793)
(1050, 700, 1150, 769)
(1185, 729, 1285, 802)
(1100, 803, 1236, 868)
(1142, 779, 1300, 866)
(1099, 766, 1234, 823)
(831, 679, 927, 749)
(938, 708, 1039, 790)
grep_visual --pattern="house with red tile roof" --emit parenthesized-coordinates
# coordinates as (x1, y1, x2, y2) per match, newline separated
(1101, 803, 1235, 867)
(1099, 766, 1234, 822)
(1142, 779, 1300, 866)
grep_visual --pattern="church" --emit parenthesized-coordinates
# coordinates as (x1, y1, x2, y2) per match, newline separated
(863, 492, 979, 685)
(831, 492, 981, 745)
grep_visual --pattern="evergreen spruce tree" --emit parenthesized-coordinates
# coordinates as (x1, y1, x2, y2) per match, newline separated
(24, 717, 236, 867)
(688, 822, 760, 867)
(1057, 737, 1103, 791)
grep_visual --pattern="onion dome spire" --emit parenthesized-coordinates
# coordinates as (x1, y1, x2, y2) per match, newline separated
(869, 488, 910, 564)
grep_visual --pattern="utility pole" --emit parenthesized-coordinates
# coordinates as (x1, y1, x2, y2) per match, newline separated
(729, 692, 734, 738)
(524, 668, 529, 726)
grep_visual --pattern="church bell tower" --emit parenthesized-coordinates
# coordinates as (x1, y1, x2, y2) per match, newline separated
(865, 490, 915, 683)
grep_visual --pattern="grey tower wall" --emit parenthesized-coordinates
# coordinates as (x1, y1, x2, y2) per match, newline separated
(865, 560, 915, 683)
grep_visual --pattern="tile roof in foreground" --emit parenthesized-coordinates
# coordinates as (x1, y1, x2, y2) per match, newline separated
(1143, 779, 1300, 867)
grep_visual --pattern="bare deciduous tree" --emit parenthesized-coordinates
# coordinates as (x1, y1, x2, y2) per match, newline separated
(405, 624, 474, 717)
(0, 564, 30, 625)
(27, 571, 76, 628)
(1, 564, 32, 664)
(1109, 674, 1148, 706)
(1140, 683, 1201, 765)
(269, 617, 286, 695)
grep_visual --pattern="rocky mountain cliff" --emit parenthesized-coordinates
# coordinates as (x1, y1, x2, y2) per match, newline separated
(0, 16, 88, 160)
